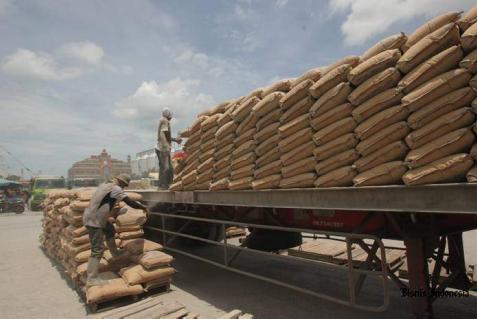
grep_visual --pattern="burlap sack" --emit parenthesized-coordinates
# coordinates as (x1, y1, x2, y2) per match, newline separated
(354, 141, 409, 173)
(252, 175, 282, 190)
(348, 49, 401, 86)
(354, 105, 410, 140)
(280, 96, 313, 123)
(234, 127, 256, 147)
(313, 133, 358, 161)
(200, 138, 215, 153)
(231, 97, 261, 123)
(356, 122, 410, 156)
(397, 23, 460, 74)
(309, 64, 352, 99)
(185, 148, 200, 165)
(405, 128, 475, 168)
(279, 172, 316, 188)
(72, 234, 89, 246)
(183, 160, 199, 176)
(352, 89, 403, 123)
(216, 121, 238, 140)
(313, 118, 357, 146)
(262, 79, 293, 96)
(247, 87, 265, 99)
(291, 68, 322, 88)
(121, 238, 163, 253)
(70, 201, 89, 212)
(252, 92, 285, 118)
(407, 87, 476, 129)
(77, 189, 96, 201)
(199, 101, 229, 117)
(471, 143, 477, 159)
(210, 178, 229, 191)
(281, 157, 316, 178)
(458, 6, 477, 31)
(353, 161, 407, 186)
(86, 276, 143, 304)
(182, 170, 197, 186)
(197, 157, 214, 174)
(199, 148, 215, 163)
(405, 108, 475, 149)
(194, 182, 211, 191)
(118, 230, 144, 240)
(189, 116, 206, 134)
(278, 127, 313, 153)
(217, 104, 237, 127)
(197, 169, 214, 184)
(71, 226, 87, 237)
(321, 56, 361, 76)
(215, 144, 233, 160)
(256, 108, 282, 130)
(348, 68, 401, 106)
(236, 112, 259, 135)
(460, 49, 477, 73)
(254, 122, 280, 143)
(310, 103, 353, 131)
(230, 164, 254, 180)
(280, 140, 315, 166)
(74, 250, 91, 263)
(213, 166, 231, 180)
(228, 177, 253, 190)
(403, 12, 461, 51)
(131, 251, 173, 270)
(254, 160, 282, 179)
(256, 147, 281, 168)
(314, 166, 356, 187)
(120, 265, 175, 285)
(462, 22, 477, 52)
(309, 82, 352, 117)
(202, 126, 219, 144)
(115, 225, 142, 233)
(116, 209, 147, 227)
(403, 153, 473, 186)
(279, 114, 309, 138)
(201, 114, 221, 132)
(398, 45, 464, 93)
(232, 140, 256, 159)
(255, 134, 280, 157)
(280, 79, 314, 110)
(362, 33, 408, 61)
(315, 149, 359, 176)
(231, 152, 256, 170)
(184, 140, 200, 154)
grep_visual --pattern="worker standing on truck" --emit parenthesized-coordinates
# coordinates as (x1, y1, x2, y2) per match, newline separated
(156, 108, 181, 190)
(83, 174, 148, 286)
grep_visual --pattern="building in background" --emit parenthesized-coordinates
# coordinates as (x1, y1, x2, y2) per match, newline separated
(68, 149, 131, 182)
(130, 149, 158, 178)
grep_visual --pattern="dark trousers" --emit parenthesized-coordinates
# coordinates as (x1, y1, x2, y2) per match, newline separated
(86, 223, 115, 259)
(156, 149, 173, 189)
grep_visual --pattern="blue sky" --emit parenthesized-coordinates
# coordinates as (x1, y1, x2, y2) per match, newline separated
(0, 0, 475, 177)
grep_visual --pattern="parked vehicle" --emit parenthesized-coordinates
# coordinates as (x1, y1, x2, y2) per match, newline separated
(28, 176, 66, 211)
(0, 178, 25, 214)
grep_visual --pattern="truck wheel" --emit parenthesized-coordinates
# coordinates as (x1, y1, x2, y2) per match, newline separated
(243, 229, 303, 252)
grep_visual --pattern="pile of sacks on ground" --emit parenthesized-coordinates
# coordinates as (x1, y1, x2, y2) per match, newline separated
(170, 6, 477, 190)
(39, 188, 176, 305)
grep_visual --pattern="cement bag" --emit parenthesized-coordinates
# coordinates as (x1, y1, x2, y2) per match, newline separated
(458, 6, 477, 31)
(280, 79, 314, 110)
(115, 225, 142, 232)
(201, 114, 221, 132)
(313, 133, 359, 161)
(120, 265, 175, 285)
(352, 89, 403, 123)
(398, 46, 464, 94)
(309, 82, 352, 117)
(131, 251, 173, 270)
(228, 177, 253, 190)
(210, 178, 230, 191)
(230, 164, 254, 180)
(280, 96, 313, 123)
(353, 161, 407, 187)
(262, 79, 293, 96)
(348, 68, 401, 106)
(310, 103, 353, 131)
(182, 159, 199, 176)
(182, 169, 197, 186)
(197, 157, 214, 174)
(291, 68, 322, 88)
(460, 49, 477, 73)
(197, 169, 214, 184)
(309, 64, 352, 99)
(72, 226, 87, 237)
(405, 128, 475, 169)
(314, 166, 356, 187)
(397, 23, 460, 74)
(216, 121, 238, 140)
(321, 56, 361, 77)
(234, 127, 256, 147)
(255, 134, 280, 157)
(252, 92, 285, 118)
(254, 121, 280, 143)
(471, 143, 477, 159)
(185, 148, 199, 165)
(65, 241, 91, 255)
(74, 250, 91, 263)
(403, 12, 461, 51)
(407, 87, 476, 129)
(122, 238, 163, 254)
(236, 112, 259, 135)
(200, 138, 215, 153)
(280, 140, 315, 166)
(86, 276, 143, 304)
(72, 234, 89, 246)
(405, 108, 475, 149)
(256, 147, 281, 168)
(467, 166, 477, 182)
(356, 122, 410, 156)
(313, 118, 357, 146)
(247, 87, 265, 99)
(232, 140, 256, 159)
(215, 143, 233, 160)
(281, 157, 316, 178)
(252, 175, 281, 190)
(354, 141, 409, 173)
(70, 201, 89, 212)
(194, 182, 211, 191)
(198, 148, 215, 163)
(217, 105, 236, 127)
(254, 160, 282, 179)
(348, 49, 401, 86)
(403, 153, 473, 186)
(231, 97, 260, 123)
(462, 22, 477, 52)
(279, 114, 309, 138)
(362, 33, 407, 61)
(118, 230, 144, 240)
(77, 258, 109, 276)
(257, 108, 281, 130)
(278, 127, 313, 153)
(213, 166, 231, 180)
(201, 127, 218, 144)
(354, 105, 410, 140)
(77, 189, 96, 201)
(315, 149, 360, 176)
(231, 152, 256, 170)
(279, 172, 316, 188)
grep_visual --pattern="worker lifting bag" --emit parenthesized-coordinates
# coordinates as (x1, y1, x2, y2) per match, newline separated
(353, 161, 407, 186)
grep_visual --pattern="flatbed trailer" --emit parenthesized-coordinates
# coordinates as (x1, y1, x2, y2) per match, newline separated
(135, 183, 477, 319)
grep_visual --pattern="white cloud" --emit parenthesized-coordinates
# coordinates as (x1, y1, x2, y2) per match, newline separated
(276, 0, 288, 9)
(329, 0, 475, 46)
(60, 41, 104, 65)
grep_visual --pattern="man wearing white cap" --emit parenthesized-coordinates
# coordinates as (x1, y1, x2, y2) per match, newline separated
(156, 108, 181, 189)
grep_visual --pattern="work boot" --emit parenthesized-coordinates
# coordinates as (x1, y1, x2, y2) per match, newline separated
(106, 238, 128, 258)
(86, 257, 109, 287)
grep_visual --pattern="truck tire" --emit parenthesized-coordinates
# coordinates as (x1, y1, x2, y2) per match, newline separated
(243, 229, 303, 252)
